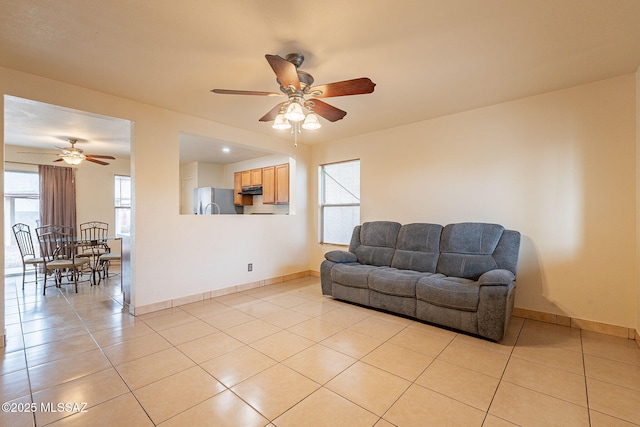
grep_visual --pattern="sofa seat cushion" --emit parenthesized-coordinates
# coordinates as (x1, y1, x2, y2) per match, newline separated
(332, 263, 384, 289)
(369, 269, 437, 297)
(416, 275, 480, 312)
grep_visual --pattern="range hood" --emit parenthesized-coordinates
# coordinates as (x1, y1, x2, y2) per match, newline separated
(239, 185, 263, 195)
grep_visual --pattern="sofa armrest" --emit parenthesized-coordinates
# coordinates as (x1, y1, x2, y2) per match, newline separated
(324, 250, 358, 263)
(479, 269, 515, 286)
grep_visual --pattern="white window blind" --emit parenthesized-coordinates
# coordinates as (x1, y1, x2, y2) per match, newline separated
(319, 160, 360, 245)
(114, 175, 131, 236)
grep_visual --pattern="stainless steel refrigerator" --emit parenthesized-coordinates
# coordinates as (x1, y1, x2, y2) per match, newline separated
(193, 187, 237, 214)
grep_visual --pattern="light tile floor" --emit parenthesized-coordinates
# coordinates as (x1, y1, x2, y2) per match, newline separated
(2, 273, 640, 426)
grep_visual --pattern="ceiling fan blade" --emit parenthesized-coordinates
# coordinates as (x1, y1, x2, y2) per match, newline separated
(86, 154, 116, 160)
(259, 102, 287, 122)
(52, 158, 64, 162)
(265, 54, 300, 90)
(211, 89, 282, 96)
(85, 158, 110, 166)
(310, 78, 376, 98)
(309, 99, 347, 122)
(18, 151, 57, 155)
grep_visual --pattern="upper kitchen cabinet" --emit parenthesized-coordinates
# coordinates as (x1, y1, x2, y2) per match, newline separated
(263, 163, 289, 205)
(241, 168, 262, 188)
(241, 170, 251, 188)
(275, 163, 289, 204)
(250, 168, 262, 186)
(262, 166, 275, 204)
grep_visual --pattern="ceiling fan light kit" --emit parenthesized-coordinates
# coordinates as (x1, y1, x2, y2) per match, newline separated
(212, 52, 376, 145)
(61, 152, 85, 165)
(301, 112, 321, 130)
(284, 101, 305, 122)
(273, 113, 292, 130)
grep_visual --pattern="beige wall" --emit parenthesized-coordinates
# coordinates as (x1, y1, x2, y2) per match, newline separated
(310, 74, 638, 329)
(0, 66, 311, 325)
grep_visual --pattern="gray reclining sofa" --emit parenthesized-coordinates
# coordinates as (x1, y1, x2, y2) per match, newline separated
(321, 221, 521, 341)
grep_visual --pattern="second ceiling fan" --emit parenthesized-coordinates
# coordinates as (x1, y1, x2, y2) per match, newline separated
(53, 138, 116, 166)
(212, 53, 376, 130)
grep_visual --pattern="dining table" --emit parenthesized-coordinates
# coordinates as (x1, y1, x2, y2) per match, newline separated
(47, 233, 120, 286)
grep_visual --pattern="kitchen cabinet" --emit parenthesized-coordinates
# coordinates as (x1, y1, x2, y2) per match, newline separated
(233, 172, 253, 206)
(262, 166, 275, 204)
(234, 163, 288, 206)
(275, 163, 289, 204)
(263, 163, 289, 204)
(250, 168, 262, 186)
(241, 170, 251, 188)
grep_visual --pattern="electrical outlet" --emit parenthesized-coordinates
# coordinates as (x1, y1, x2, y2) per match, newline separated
(248, 263, 253, 272)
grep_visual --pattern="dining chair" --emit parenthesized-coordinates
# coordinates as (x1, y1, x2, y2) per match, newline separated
(36, 225, 89, 295)
(77, 221, 111, 283)
(77, 221, 122, 283)
(11, 223, 45, 290)
(77, 221, 109, 254)
(98, 250, 121, 280)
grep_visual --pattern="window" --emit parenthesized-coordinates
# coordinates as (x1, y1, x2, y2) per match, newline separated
(114, 175, 131, 236)
(4, 170, 40, 271)
(319, 159, 360, 245)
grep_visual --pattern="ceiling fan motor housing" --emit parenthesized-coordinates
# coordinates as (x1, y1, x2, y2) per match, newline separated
(278, 53, 314, 93)
(285, 53, 305, 68)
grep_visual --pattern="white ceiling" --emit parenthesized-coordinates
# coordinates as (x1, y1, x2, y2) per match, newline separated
(178, 132, 276, 164)
(4, 95, 132, 158)
(3, 96, 272, 164)
(1, 0, 640, 157)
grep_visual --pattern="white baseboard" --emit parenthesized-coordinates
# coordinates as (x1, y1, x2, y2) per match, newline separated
(512, 307, 639, 342)
(133, 270, 313, 316)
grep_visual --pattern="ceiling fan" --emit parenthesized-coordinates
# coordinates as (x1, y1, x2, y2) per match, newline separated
(211, 53, 376, 131)
(21, 138, 116, 166)
(54, 138, 116, 165)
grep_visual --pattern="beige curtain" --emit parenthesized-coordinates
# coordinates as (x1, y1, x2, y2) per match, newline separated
(39, 165, 77, 233)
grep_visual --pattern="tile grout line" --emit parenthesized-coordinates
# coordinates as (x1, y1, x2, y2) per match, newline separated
(269, 294, 388, 424)
(49, 275, 155, 426)
(480, 316, 525, 426)
(190, 288, 394, 424)
(159, 287, 325, 425)
(75, 292, 158, 427)
(21, 272, 154, 426)
(11, 274, 38, 427)
(578, 328, 594, 427)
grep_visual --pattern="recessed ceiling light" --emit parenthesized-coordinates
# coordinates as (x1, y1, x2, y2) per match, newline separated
(222, 147, 230, 153)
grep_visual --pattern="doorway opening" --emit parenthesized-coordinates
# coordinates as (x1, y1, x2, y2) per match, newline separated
(3, 95, 133, 306)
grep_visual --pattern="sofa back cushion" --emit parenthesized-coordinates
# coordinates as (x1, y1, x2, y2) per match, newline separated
(350, 221, 401, 267)
(391, 223, 442, 273)
(437, 223, 520, 279)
